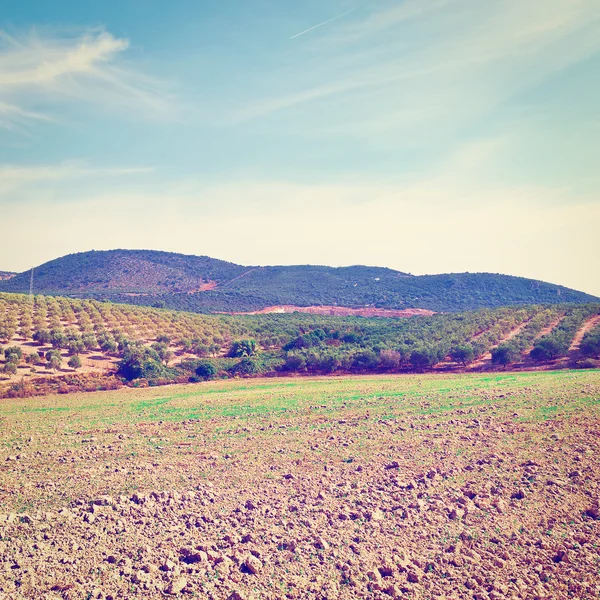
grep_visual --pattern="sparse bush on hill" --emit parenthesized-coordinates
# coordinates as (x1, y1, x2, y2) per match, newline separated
(26, 352, 41, 365)
(45, 349, 62, 372)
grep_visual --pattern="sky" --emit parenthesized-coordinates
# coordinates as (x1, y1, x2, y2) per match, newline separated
(1, 0, 599, 295)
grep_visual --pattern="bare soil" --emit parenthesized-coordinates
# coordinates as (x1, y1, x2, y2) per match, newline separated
(1, 371, 599, 599)
(227, 306, 435, 318)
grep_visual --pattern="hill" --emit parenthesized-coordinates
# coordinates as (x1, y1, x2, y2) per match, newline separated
(0, 271, 16, 281)
(0, 249, 597, 313)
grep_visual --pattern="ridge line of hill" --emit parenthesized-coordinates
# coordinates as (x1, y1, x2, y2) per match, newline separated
(0, 249, 597, 315)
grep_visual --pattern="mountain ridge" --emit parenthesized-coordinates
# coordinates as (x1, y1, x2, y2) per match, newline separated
(0, 249, 597, 313)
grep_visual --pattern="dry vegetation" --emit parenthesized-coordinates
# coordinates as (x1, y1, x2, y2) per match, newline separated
(1, 371, 599, 599)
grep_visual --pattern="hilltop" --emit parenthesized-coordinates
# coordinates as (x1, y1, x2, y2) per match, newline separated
(0, 271, 16, 281)
(0, 249, 597, 313)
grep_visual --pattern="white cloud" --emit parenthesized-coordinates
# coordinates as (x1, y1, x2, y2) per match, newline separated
(0, 27, 174, 128)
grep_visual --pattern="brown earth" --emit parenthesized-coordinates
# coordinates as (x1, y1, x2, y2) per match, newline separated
(0, 372, 599, 599)
(226, 306, 435, 318)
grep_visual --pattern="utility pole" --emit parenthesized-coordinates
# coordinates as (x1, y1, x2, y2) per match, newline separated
(29, 267, 34, 297)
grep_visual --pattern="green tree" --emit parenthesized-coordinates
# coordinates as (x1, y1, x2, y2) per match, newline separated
(33, 329, 52, 345)
(2, 362, 17, 375)
(530, 338, 565, 361)
(117, 345, 171, 381)
(449, 344, 475, 366)
(68, 355, 82, 370)
(229, 357, 262, 376)
(580, 332, 600, 358)
(229, 339, 258, 358)
(26, 352, 42, 365)
(491, 344, 520, 367)
(352, 350, 379, 370)
(67, 338, 85, 356)
(195, 361, 218, 381)
(4, 346, 23, 362)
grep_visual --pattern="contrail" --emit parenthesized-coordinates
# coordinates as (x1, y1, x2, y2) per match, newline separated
(290, 8, 358, 39)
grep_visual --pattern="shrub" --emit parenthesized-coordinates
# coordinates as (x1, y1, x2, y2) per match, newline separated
(580, 332, 600, 358)
(229, 357, 263, 376)
(572, 358, 597, 369)
(491, 344, 520, 367)
(530, 338, 565, 361)
(229, 339, 258, 358)
(449, 344, 475, 366)
(352, 350, 379, 370)
(117, 345, 173, 381)
(4, 346, 23, 362)
(379, 349, 401, 370)
(2, 362, 17, 375)
(68, 355, 82, 370)
(195, 361, 218, 381)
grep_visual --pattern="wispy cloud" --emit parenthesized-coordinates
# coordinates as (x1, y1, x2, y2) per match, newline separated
(289, 8, 358, 39)
(0, 27, 174, 129)
(0, 100, 52, 130)
(231, 0, 600, 126)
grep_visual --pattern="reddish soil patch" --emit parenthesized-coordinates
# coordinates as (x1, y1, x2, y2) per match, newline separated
(189, 281, 217, 293)
(227, 305, 435, 318)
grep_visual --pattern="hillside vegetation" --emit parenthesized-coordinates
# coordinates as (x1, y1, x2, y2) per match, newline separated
(1, 292, 598, 397)
(0, 249, 597, 313)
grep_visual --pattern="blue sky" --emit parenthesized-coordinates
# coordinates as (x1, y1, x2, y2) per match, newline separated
(1, 0, 599, 295)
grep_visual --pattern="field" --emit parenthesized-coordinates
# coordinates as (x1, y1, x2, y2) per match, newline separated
(1, 370, 600, 599)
